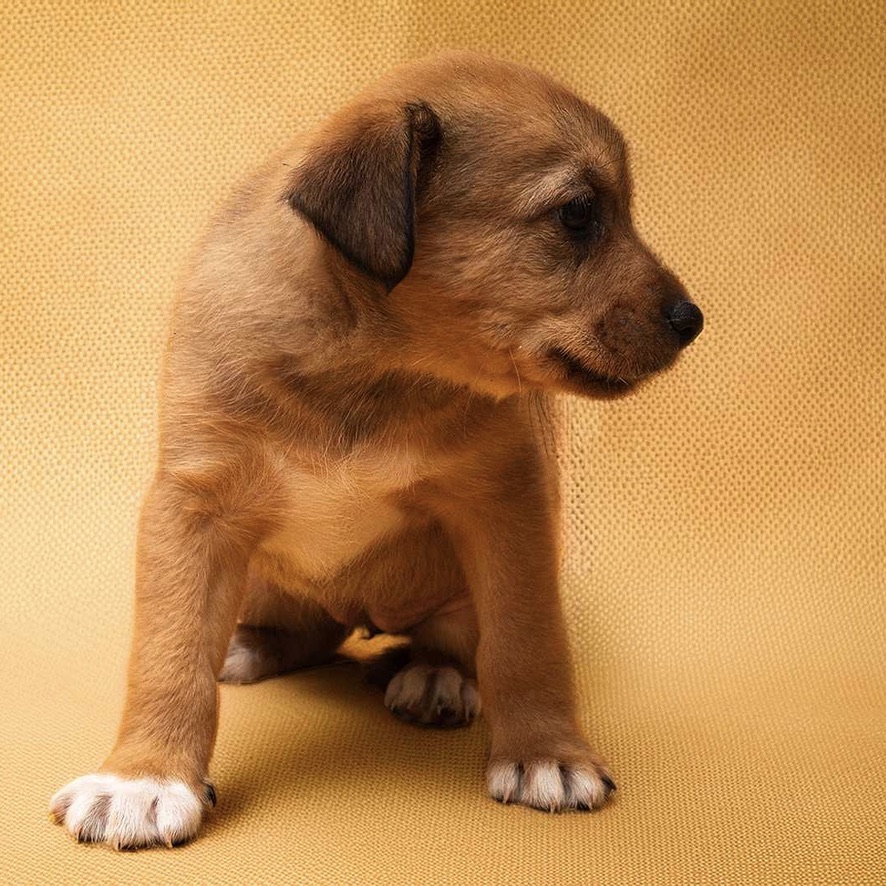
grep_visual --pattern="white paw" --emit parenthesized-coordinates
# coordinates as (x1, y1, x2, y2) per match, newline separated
(487, 759, 615, 812)
(50, 773, 211, 849)
(384, 663, 480, 727)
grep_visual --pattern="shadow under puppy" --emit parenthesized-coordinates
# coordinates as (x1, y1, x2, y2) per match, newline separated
(51, 51, 703, 849)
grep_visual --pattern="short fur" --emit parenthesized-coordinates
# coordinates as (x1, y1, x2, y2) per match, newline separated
(51, 51, 702, 849)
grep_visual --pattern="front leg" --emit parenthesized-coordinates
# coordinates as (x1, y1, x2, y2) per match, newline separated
(437, 438, 616, 812)
(50, 474, 258, 848)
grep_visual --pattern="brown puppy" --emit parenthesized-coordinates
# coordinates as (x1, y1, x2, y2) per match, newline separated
(50, 51, 702, 849)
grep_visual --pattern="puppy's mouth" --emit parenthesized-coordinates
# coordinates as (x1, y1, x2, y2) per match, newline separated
(547, 347, 636, 399)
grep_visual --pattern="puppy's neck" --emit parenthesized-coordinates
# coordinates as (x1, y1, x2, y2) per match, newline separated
(259, 356, 493, 454)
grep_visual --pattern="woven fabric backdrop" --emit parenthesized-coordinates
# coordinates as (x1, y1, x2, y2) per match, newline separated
(2, 1, 884, 883)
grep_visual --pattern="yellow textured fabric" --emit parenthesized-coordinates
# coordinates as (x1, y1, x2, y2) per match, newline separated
(2, 1, 884, 882)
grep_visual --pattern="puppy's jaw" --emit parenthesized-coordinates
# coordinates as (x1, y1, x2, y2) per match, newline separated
(404, 315, 677, 401)
(545, 346, 640, 399)
(386, 328, 665, 402)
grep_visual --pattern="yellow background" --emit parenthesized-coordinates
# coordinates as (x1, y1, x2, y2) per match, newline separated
(2, 1, 884, 882)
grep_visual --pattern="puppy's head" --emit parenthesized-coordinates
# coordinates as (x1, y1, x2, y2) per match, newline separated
(288, 52, 703, 399)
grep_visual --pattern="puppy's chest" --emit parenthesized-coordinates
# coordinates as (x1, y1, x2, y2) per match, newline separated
(262, 446, 425, 579)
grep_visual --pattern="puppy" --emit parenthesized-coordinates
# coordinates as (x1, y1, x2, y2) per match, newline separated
(50, 51, 703, 849)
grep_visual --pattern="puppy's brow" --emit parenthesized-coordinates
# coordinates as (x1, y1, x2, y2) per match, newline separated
(516, 167, 576, 216)
(516, 159, 622, 218)
(584, 161, 619, 191)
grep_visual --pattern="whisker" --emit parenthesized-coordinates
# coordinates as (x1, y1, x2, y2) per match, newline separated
(508, 349, 523, 395)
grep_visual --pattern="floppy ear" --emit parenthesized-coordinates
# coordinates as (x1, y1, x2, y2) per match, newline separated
(287, 100, 440, 290)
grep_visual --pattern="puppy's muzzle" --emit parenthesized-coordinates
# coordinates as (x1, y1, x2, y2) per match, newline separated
(666, 300, 704, 347)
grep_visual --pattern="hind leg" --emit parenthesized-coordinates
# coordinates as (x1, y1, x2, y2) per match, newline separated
(347, 523, 481, 728)
(382, 599, 481, 728)
(220, 572, 348, 684)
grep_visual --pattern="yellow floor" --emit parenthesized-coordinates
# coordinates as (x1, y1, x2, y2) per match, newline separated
(2, 2, 884, 882)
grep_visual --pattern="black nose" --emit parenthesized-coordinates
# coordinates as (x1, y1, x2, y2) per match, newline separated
(667, 301, 704, 346)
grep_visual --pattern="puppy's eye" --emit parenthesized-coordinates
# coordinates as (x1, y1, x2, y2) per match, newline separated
(558, 195, 604, 240)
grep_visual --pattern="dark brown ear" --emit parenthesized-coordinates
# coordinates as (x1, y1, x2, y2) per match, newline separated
(287, 100, 440, 290)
